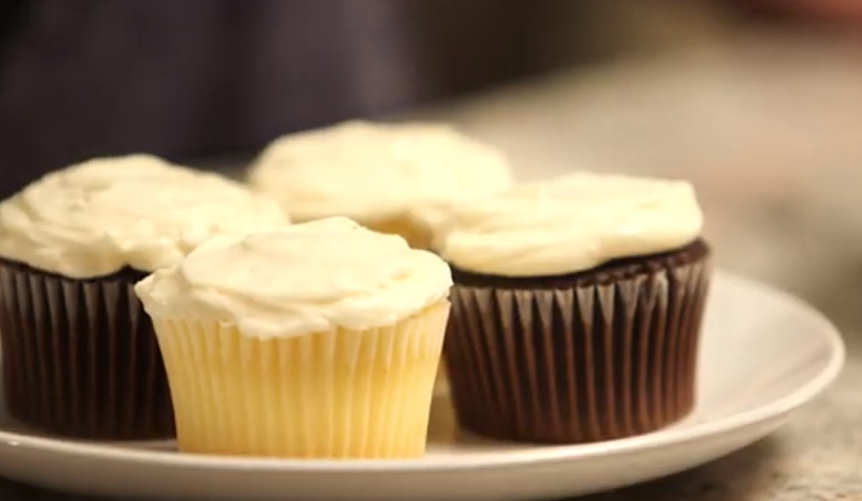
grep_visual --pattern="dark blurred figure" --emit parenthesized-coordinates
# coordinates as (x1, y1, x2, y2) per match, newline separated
(0, 0, 590, 198)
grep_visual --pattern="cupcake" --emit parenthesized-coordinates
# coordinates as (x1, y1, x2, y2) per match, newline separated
(433, 172, 712, 444)
(134, 217, 452, 458)
(0, 155, 289, 440)
(246, 120, 514, 250)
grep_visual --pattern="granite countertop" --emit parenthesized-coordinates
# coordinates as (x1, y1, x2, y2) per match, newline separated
(4, 19, 862, 501)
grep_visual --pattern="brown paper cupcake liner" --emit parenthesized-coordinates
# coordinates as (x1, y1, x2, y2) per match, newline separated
(0, 259, 175, 440)
(444, 240, 711, 444)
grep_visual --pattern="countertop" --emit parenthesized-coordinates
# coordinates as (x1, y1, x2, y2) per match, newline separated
(4, 15, 862, 501)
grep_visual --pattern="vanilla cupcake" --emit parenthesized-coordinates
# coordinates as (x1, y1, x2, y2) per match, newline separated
(135, 217, 451, 458)
(247, 120, 514, 249)
(434, 172, 712, 444)
(0, 155, 289, 439)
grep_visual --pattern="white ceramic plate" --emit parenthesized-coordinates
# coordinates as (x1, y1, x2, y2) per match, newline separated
(0, 271, 844, 500)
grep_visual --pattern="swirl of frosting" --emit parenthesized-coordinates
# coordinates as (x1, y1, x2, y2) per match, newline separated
(435, 172, 704, 277)
(134, 217, 453, 338)
(247, 120, 514, 223)
(0, 155, 290, 278)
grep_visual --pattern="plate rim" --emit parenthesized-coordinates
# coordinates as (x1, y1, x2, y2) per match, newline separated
(0, 270, 845, 473)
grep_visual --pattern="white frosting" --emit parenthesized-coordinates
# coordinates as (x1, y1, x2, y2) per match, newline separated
(0, 155, 290, 278)
(134, 217, 453, 339)
(435, 172, 704, 277)
(247, 120, 514, 223)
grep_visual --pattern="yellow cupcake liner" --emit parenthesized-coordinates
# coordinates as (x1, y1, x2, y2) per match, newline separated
(360, 217, 448, 390)
(358, 217, 447, 389)
(151, 300, 450, 459)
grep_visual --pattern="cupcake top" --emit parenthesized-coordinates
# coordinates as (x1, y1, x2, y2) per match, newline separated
(134, 217, 453, 339)
(0, 155, 290, 279)
(247, 120, 514, 223)
(435, 172, 704, 277)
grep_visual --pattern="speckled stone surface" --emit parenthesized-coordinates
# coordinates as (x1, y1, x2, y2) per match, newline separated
(3, 17, 862, 501)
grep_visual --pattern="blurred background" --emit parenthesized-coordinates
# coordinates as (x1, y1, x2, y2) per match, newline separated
(1, 0, 862, 331)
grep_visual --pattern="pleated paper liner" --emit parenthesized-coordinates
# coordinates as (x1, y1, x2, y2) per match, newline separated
(444, 239, 712, 444)
(151, 300, 450, 458)
(0, 259, 175, 440)
(358, 214, 446, 389)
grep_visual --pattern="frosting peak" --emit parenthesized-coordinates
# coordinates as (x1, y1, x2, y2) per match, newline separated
(247, 120, 514, 223)
(435, 172, 704, 277)
(134, 217, 453, 338)
(0, 155, 290, 278)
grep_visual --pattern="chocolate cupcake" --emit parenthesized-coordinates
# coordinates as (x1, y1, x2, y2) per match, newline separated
(433, 172, 712, 444)
(0, 155, 289, 439)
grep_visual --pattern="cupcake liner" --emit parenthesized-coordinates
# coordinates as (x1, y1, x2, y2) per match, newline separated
(0, 259, 175, 439)
(362, 215, 445, 391)
(151, 300, 450, 458)
(444, 243, 711, 444)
